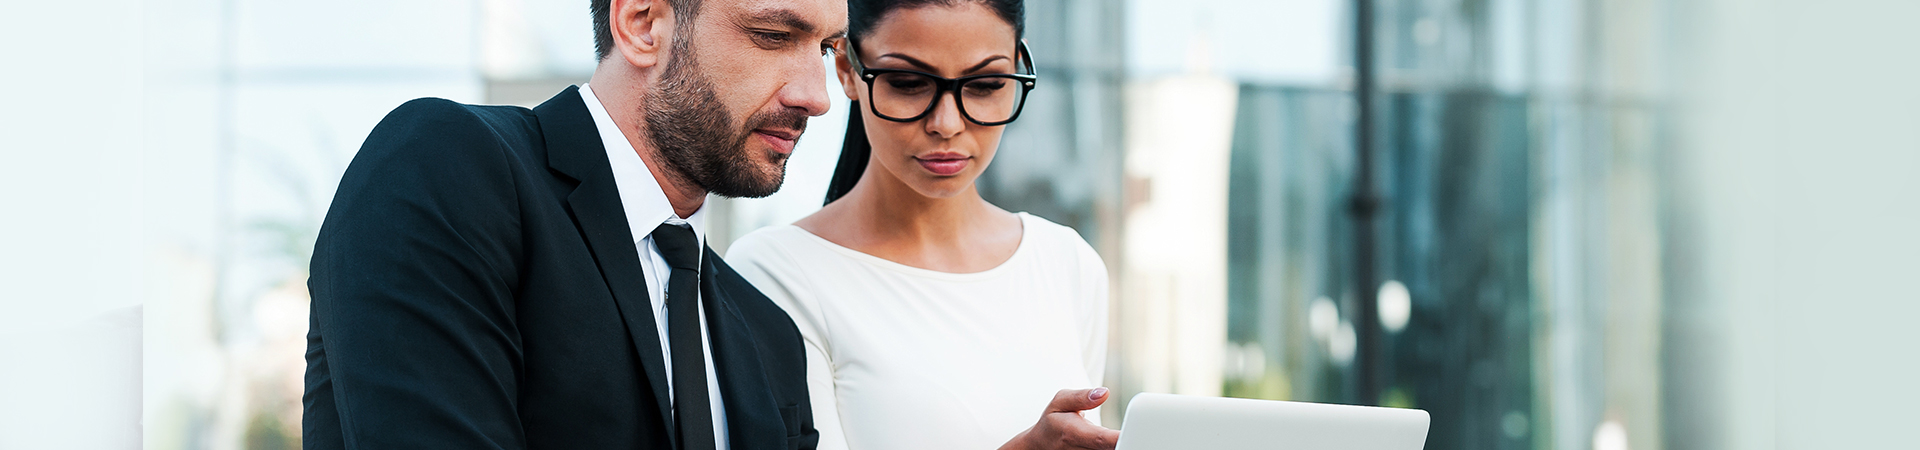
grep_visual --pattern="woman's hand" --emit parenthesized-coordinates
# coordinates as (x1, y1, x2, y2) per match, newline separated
(999, 388, 1121, 450)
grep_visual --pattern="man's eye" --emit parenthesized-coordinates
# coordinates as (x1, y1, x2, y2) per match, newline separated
(752, 31, 792, 47)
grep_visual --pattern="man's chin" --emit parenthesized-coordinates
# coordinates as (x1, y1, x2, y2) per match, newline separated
(742, 166, 788, 199)
(710, 158, 787, 199)
(717, 179, 783, 199)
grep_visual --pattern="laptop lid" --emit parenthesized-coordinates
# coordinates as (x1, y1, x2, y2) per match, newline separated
(1115, 393, 1430, 450)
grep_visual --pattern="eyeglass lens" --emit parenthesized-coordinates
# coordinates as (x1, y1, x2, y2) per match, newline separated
(870, 72, 1028, 124)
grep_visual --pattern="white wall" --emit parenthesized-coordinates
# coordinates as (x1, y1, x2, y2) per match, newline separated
(1677, 0, 1920, 448)
(0, 0, 148, 447)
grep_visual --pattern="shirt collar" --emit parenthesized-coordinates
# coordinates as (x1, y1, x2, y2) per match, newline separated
(579, 83, 708, 248)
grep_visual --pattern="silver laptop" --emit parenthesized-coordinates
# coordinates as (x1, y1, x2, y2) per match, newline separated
(1115, 393, 1430, 450)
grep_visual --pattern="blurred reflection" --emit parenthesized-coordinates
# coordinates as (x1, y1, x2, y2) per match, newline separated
(142, 0, 1687, 449)
(1215, 2, 1673, 450)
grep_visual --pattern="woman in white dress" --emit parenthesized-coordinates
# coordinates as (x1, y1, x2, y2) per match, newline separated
(726, 1, 1116, 449)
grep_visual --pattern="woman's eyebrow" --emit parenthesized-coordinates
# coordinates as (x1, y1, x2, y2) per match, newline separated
(877, 53, 1013, 73)
(963, 55, 1012, 73)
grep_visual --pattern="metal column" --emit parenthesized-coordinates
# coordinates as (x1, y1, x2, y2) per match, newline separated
(1349, 0, 1383, 406)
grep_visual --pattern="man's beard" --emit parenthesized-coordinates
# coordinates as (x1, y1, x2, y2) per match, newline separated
(643, 35, 807, 199)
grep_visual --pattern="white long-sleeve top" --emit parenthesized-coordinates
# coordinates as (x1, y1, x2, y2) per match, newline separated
(726, 212, 1109, 450)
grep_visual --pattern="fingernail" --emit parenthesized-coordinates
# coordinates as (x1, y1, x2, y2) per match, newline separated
(1090, 387, 1109, 400)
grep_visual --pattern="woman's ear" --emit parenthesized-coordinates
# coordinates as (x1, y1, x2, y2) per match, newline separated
(612, 0, 672, 70)
(834, 40, 861, 101)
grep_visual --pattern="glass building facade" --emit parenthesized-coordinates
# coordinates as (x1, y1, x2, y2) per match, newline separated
(982, 1, 1677, 450)
(111, 0, 1920, 449)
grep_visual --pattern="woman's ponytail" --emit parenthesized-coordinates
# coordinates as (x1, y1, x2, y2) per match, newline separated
(824, 101, 871, 205)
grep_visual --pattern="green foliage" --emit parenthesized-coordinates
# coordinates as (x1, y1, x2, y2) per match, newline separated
(243, 410, 299, 450)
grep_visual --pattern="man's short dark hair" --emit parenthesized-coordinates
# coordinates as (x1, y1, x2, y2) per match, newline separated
(595, 0, 705, 61)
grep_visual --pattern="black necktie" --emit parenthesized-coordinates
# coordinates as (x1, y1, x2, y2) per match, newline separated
(651, 223, 716, 450)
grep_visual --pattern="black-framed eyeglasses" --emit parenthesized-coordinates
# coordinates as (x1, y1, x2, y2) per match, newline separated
(842, 38, 1038, 126)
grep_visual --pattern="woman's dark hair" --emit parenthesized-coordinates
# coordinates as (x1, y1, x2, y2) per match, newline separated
(822, 0, 1027, 205)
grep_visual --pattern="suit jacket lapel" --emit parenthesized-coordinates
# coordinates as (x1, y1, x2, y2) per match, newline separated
(701, 247, 784, 450)
(535, 86, 677, 439)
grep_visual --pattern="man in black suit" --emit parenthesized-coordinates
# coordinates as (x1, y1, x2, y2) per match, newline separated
(302, 0, 846, 448)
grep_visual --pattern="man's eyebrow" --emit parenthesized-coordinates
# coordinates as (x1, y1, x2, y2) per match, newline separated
(743, 9, 816, 35)
(878, 53, 1013, 74)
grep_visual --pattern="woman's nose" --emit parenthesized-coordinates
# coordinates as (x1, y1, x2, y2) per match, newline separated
(924, 93, 965, 138)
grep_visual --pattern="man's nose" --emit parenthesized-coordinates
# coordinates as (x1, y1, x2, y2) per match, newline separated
(778, 55, 833, 117)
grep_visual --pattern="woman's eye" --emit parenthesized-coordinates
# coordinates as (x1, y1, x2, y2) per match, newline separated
(887, 79, 931, 91)
(964, 80, 1007, 95)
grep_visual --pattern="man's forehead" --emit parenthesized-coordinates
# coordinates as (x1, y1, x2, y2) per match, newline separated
(726, 0, 849, 36)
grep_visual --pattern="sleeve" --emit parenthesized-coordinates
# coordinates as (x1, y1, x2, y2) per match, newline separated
(1074, 232, 1111, 389)
(727, 235, 851, 450)
(304, 98, 528, 450)
(1063, 225, 1111, 427)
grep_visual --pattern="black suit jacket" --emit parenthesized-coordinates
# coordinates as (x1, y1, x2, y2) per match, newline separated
(304, 86, 817, 450)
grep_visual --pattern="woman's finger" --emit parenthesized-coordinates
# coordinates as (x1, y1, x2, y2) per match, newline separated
(1051, 410, 1120, 449)
(1047, 387, 1111, 413)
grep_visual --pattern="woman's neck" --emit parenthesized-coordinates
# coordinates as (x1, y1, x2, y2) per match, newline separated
(797, 162, 1022, 273)
(857, 175, 986, 240)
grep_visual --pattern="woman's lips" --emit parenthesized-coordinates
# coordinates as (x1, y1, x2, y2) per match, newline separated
(915, 155, 970, 176)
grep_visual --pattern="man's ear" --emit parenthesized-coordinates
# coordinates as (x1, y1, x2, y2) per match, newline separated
(612, 0, 672, 70)
(834, 41, 861, 101)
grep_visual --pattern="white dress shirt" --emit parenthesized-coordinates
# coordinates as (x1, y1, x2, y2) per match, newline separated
(580, 83, 731, 450)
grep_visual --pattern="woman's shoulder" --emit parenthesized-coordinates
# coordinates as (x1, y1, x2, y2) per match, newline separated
(728, 223, 883, 278)
(1015, 213, 1108, 272)
(723, 225, 837, 340)
(728, 224, 804, 255)
(1013, 213, 1109, 324)
(724, 225, 823, 275)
